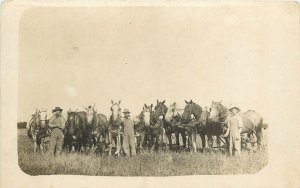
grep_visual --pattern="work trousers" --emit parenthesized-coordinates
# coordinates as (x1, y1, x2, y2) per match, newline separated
(123, 134, 136, 157)
(49, 128, 64, 156)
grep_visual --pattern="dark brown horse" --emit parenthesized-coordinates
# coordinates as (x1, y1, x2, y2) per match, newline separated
(151, 100, 167, 151)
(64, 111, 79, 152)
(209, 101, 264, 155)
(181, 100, 202, 152)
(153, 100, 173, 149)
(26, 109, 50, 154)
(64, 110, 89, 152)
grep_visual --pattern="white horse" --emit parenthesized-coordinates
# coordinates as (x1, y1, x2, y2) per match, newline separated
(26, 109, 50, 154)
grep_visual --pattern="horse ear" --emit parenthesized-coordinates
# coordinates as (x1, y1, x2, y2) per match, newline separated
(190, 100, 193, 103)
(144, 104, 147, 108)
(151, 104, 153, 109)
(157, 99, 159, 104)
(111, 100, 114, 104)
(118, 100, 121, 105)
(185, 100, 189, 104)
(174, 102, 176, 105)
(163, 100, 165, 104)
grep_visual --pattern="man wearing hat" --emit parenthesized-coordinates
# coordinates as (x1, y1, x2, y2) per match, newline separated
(228, 106, 243, 129)
(121, 109, 136, 157)
(228, 106, 243, 156)
(229, 106, 241, 116)
(48, 107, 66, 156)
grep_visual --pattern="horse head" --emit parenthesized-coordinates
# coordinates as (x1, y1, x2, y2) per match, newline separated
(154, 100, 168, 119)
(142, 104, 152, 126)
(85, 105, 97, 126)
(32, 109, 47, 128)
(208, 101, 228, 122)
(182, 100, 202, 123)
(110, 100, 121, 121)
(165, 102, 182, 123)
(33, 109, 41, 126)
(39, 109, 48, 128)
(66, 110, 78, 135)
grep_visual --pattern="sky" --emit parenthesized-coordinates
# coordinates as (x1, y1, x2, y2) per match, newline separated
(18, 7, 272, 122)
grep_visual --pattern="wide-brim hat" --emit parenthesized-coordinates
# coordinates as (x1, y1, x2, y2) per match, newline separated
(52, 107, 63, 113)
(228, 106, 241, 112)
(123, 109, 131, 114)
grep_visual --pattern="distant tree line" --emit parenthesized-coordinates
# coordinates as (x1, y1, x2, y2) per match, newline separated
(17, 122, 27, 129)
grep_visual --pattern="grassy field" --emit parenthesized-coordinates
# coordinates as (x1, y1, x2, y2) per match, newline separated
(18, 129, 268, 176)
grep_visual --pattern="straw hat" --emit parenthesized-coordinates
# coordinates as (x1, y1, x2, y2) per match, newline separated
(123, 109, 131, 114)
(52, 107, 63, 113)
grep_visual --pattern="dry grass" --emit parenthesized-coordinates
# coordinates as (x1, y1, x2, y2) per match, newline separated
(18, 129, 268, 176)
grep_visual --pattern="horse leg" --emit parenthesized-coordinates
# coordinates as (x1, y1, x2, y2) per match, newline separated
(187, 132, 191, 152)
(256, 128, 263, 150)
(155, 135, 159, 152)
(140, 130, 146, 151)
(182, 130, 187, 150)
(40, 138, 44, 152)
(200, 132, 206, 152)
(151, 134, 156, 152)
(175, 131, 180, 151)
(162, 128, 167, 152)
(167, 132, 172, 150)
(229, 134, 233, 156)
(217, 136, 221, 148)
(223, 136, 229, 154)
(108, 134, 113, 158)
(207, 134, 213, 149)
(66, 137, 71, 153)
(192, 130, 197, 152)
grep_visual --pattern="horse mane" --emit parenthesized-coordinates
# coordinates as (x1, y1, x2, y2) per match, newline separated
(219, 103, 228, 117)
(138, 111, 144, 121)
(151, 111, 159, 124)
(191, 102, 202, 120)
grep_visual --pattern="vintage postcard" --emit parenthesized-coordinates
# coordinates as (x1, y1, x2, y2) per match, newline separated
(1, 0, 299, 188)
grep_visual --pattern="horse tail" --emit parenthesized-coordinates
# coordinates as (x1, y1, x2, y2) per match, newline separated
(26, 119, 35, 142)
(256, 116, 264, 148)
(258, 117, 263, 130)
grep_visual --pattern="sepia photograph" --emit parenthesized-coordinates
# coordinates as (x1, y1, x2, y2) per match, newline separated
(1, 1, 300, 188)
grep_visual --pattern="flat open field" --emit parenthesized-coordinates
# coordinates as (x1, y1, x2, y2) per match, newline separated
(18, 129, 268, 176)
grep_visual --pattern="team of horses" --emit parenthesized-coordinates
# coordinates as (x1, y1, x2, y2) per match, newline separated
(26, 100, 265, 156)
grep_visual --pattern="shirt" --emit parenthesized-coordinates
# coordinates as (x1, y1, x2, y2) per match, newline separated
(122, 117, 135, 134)
(49, 114, 66, 129)
(231, 114, 244, 129)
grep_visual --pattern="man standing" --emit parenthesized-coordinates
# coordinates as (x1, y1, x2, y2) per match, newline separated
(48, 107, 66, 156)
(229, 106, 244, 132)
(228, 106, 243, 156)
(121, 109, 136, 157)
